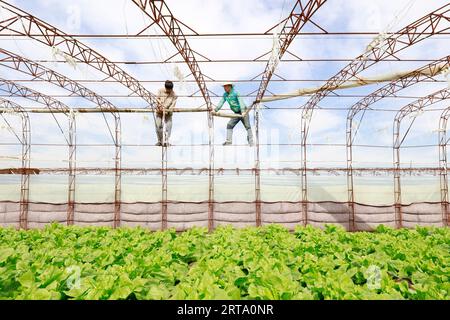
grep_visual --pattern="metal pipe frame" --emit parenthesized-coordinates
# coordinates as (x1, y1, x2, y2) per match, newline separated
(346, 55, 450, 230)
(0, 1, 448, 231)
(248, 0, 327, 111)
(0, 107, 209, 113)
(0, 166, 442, 176)
(0, 2, 152, 225)
(301, 4, 450, 226)
(0, 79, 74, 228)
(1, 31, 449, 39)
(0, 98, 30, 229)
(393, 88, 450, 228)
(0, 93, 445, 100)
(0, 48, 123, 227)
(0, 1, 160, 109)
(4, 78, 447, 84)
(2, 57, 445, 65)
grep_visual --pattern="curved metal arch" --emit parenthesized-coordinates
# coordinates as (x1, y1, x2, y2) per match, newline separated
(0, 1, 159, 109)
(346, 55, 450, 230)
(0, 48, 122, 227)
(438, 107, 450, 227)
(0, 98, 30, 229)
(393, 88, 450, 228)
(0, 78, 76, 228)
(300, 3, 450, 225)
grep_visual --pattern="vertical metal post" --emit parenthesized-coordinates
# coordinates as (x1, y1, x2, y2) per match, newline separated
(439, 109, 449, 226)
(208, 109, 215, 231)
(113, 115, 122, 228)
(255, 104, 261, 227)
(67, 113, 76, 225)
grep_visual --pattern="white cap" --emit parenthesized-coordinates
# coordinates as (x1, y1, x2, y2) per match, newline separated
(222, 82, 233, 87)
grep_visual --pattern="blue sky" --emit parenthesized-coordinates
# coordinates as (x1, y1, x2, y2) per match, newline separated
(0, 0, 449, 172)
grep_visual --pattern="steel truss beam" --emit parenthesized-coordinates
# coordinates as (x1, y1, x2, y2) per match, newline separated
(0, 98, 30, 229)
(393, 88, 450, 228)
(0, 48, 123, 227)
(131, 0, 215, 230)
(0, 78, 75, 228)
(346, 55, 450, 230)
(300, 4, 450, 226)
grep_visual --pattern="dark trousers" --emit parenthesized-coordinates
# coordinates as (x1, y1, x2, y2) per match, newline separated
(225, 113, 253, 144)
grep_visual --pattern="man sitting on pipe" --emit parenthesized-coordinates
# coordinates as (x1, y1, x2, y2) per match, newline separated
(215, 82, 254, 146)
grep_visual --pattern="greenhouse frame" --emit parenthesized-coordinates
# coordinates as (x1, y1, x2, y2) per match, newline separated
(0, 0, 449, 231)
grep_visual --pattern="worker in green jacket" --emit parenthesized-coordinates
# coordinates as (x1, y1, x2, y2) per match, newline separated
(214, 82, 254, 146)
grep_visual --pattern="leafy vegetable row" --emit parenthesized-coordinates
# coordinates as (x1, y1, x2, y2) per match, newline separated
(0, 224, 448, 299)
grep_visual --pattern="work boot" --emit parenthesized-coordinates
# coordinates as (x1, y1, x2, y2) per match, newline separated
(155, 141, 162, 146)
(247, 129, 254, 146)
(222, 141, 232, 146)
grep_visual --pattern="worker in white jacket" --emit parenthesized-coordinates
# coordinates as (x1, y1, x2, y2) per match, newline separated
(155, 80, 177, 146)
